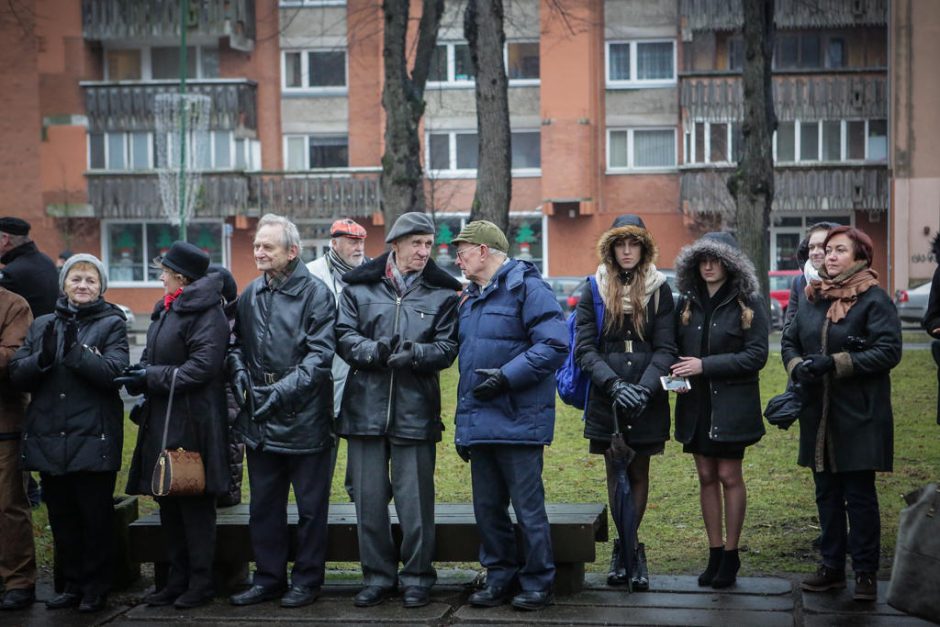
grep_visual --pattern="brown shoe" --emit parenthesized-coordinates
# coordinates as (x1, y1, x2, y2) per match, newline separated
(853, 572, 877, 602)
(801, 565, 846, 592)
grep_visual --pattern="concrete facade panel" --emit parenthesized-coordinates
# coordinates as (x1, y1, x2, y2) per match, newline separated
(605, 89, 679, 122)
(280, 7, 347, 47)
(281, 97, 350, 132)
(604, 0, 677, 37)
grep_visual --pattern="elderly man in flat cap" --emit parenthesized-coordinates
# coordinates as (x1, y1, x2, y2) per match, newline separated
(0, 218, 58, 320)
(335, 212, 461, 609)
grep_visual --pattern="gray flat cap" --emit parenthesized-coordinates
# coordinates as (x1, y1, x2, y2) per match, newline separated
(385, 212, 435, 243)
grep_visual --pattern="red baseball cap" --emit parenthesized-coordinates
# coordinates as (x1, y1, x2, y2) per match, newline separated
(330, 218, 367, 239)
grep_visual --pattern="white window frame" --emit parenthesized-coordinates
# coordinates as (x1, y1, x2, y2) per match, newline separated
(606, 127, 677, 173)
(425, 130, 543, 177)
(104, 45, 219, 81)
(772, 119, 888, 164)
(605, 40, 677, 89)
(283, 134, 350, 170)
(683, 122, 739, 165)
(426, 42, 475, 88)
(768, 213, 853, 271)
(431, 212, 548, 275)
(101, 219, 226, 287)
(279, 0, 345, 6)
(281, 49, 348, 94)
(504, 40, 540, 86)
(87, 131, 154, 171)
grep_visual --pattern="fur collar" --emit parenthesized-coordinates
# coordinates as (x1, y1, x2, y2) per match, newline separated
(342, 252, 463, 291)
(674, 237, 760, 297)
(596, 224, 658, 270)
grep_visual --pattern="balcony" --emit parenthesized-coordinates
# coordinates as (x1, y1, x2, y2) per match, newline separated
(680, 0, 886, 33)
(680, 73, 886, 123)
(680, 164, 888, 215)
(86, 172, 382, 220)
(82, 80, 257, 134)
(82, 0, 254, 51)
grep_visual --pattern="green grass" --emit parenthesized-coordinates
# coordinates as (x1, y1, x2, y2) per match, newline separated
(29, 351, 939, 578)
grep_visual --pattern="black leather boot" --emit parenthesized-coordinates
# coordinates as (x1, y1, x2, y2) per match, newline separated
(711, 549, 740, 589)
(631, 543, 650, 591)
(607, 539, 628, 586)
(698, 546, 725, 586)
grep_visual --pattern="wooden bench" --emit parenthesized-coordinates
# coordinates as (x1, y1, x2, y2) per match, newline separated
(129, 502, 607, 595)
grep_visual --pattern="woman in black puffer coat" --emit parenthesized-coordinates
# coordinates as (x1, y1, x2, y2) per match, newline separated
(574, 214, 676, 591)
(123, 242, 229, 610)
(10, 254, 129, 613)
(670, 232, 769, 590)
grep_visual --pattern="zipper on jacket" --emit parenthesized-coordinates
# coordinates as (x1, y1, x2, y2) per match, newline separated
(706, 293, 736, 441)
(385, 295, 402, 431)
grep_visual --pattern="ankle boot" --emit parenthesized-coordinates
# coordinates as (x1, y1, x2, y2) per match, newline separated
(607, 539, 628, 586)
(630, 543, 650, 591)
(698, 546, 725, 586)
(711, 549, 740, 589)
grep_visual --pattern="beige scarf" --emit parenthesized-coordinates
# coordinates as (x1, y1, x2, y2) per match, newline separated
(806, 261, 880, 323)
(595, 263, 666, 312)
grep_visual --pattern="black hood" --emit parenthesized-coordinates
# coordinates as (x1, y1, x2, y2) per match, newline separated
(55, 296, 126, 323)
(151, 273, 224, 319)
(343, 252, 462, 291)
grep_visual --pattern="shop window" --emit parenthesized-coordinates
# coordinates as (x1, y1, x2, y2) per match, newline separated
(105, 222, 223, 284)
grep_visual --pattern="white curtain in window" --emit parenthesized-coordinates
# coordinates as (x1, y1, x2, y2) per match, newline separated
(637, 42, 673, 80)
(609, 131, 628, 168)
(608, 44, 630, 81)
(287, 137, 306, 169)
(633, 130, 674, 167)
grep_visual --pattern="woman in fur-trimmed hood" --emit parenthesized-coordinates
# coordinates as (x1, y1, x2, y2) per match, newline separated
(573, 214, 676, 591)
(669, 231, 769, 590)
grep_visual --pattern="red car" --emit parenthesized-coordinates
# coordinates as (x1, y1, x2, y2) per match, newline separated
(769, 270, 800, 312)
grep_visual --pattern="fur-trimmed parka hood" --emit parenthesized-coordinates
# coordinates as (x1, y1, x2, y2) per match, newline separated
(596, 224, 658, 271)
(674, 232, 760, 298)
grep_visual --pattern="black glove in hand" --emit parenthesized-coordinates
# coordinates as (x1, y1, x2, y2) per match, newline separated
(373, 334, 400, 366)
(63, 318, 78, 354)
(792, 360, 818, 384)
(114, 367, 147, 395)
(456, 445, 471, 463)
(253, 385, 280, 421)
(37, 322, 57, 368)
(804, 354, 835, 376)
(609, 379, 641, 410)
(473, 368, 508, 401)
(230, 370, 251, 409)
(387, 341, 414, 370)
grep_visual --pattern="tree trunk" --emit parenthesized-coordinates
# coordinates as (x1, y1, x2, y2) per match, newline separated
(728, 0, 775, 298)
(464, 0, 511, 233)
(380, 0, 443, 235)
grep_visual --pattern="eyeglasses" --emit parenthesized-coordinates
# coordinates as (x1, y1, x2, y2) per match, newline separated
(455, 245, 483, 261)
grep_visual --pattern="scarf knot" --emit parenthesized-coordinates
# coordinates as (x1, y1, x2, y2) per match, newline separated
(805, 261, 879, 323)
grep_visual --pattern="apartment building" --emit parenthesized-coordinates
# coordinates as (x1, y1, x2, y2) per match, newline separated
(2, 0, 928, 312)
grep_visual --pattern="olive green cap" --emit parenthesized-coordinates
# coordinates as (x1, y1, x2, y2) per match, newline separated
(451, 220, 510, 254)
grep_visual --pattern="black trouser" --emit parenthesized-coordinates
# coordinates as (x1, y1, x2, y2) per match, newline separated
(245, 447, 331, 589)
(41, 471, 116, 598)
(156, 495, 218, 596)
(813, 469, 880, 574)
(932, 340, 940, 425)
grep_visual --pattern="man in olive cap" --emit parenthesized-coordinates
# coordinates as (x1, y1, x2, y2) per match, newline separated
(452, 220, 567, 611)
(334, 212, 460, 609)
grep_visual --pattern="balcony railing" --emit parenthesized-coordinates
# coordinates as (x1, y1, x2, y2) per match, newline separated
(86, 172, 382, 220)
(82, 80, 258, 134)
(680, 0, 886, 32)
(680, 165, 888, 215)
(82, 0, 254, 51)
(680, 73, 886, 123)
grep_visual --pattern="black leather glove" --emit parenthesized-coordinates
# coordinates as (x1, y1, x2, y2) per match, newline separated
(627, 383, 651, 416)
(804, 354, 835, 376)
(38, 321, 57, 368)
(253, 385, 280, 421)
(230, 369, 251, 409)
(456, 445, 471, 463)
(386, 341, 415, 370)
(374, 334, 400, 366)
(473, 368, 509, 401)
(609, 379, 641, 410)
(792, 359, 818, 384)
(62, 318, 78, 354)
(114, 366, 147, 395)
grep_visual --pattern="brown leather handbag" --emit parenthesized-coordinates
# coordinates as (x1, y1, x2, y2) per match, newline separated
(151, 368, 206, 497)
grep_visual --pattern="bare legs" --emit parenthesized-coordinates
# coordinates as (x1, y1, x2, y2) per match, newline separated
(693, 455, 746, 549)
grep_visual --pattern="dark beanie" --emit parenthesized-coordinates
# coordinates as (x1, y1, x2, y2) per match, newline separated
(207, 264, 238, 304)
(154, 241, 210, 281)
(611, 214, 646, 229)
(0, 217, 30, 236)
(701, 231, 739, 250)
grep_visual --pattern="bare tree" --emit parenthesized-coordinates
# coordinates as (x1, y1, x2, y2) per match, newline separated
(464, 0, 510, 232)
(380, 0, 444, 233)
(727, 0, 776, 297)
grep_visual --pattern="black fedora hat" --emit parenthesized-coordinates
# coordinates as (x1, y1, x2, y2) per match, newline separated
(153, 241, 210, 281)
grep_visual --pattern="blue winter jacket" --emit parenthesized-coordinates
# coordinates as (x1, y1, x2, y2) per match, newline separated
(454, 259, 567, 446)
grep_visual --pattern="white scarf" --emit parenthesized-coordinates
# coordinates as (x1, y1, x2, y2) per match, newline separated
(803, 258, 820, 284)
(595, 263, 666, 313)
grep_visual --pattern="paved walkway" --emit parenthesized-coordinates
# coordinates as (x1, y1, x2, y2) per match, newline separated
(7, 571, 936, 626)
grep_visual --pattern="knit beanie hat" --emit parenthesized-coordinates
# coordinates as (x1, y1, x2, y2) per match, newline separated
(60, 253, 108, 294)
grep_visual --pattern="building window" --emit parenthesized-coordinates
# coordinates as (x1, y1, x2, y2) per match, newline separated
(285, 135, 349, 169)
(730, 33, 847, 71)
(105, 46, 219, 81)
(105, 49, 142, 80)
(88, 132, 153, 171)
(282, 50, 347, 91)
(506, 41, 540, 82)
(770, 214, 851, 270)
(104, 221, 223, 284)
(426, 130, 541, 175)
(774, 119, 888, 163)
(430, 213, 545, 276)
(606, 40, 676, 87)
(155, 130, 241, 170)
(684, 122, 742, 164)
(428, 42, 474, 85)
(608, 128, 676, 171)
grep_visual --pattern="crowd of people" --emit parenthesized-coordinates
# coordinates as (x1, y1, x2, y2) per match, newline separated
(0, 210, 924, 614)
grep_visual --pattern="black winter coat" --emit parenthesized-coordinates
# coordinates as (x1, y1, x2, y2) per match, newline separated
(575, 281, 676, 444)
(10, 297, 129, 474)
(229, 261, 336, 455)
(335, 254, 460, 441)
(781, 285, 901, 472)
(0, 241, 58, 317)
(126, 275, 230, 495)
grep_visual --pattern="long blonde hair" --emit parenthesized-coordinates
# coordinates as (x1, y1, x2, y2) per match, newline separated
(602, 237, 652, 340)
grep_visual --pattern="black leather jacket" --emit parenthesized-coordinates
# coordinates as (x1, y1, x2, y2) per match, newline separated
(335, 254, 460, 442)
(229, 261, 336, 455)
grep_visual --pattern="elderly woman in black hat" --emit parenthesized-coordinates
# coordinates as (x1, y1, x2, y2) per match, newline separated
(574, 214, 676, 591)
(122, 242, 230, 609)
(10, 253, 129, 613)
(670, 232, 769, 589)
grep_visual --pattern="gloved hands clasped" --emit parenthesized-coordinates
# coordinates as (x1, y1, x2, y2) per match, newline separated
(230, 369, 252, 409)
(609, 379, 651, 415)
(374, 334, 399, 366)
(387, 340, 415, 370)
(37, 321, 57, 368)
(114, 365, 148, 395)
(252, 385, 281, 421)
(792, 354, 835, 384)
(473, 368, 509, 401)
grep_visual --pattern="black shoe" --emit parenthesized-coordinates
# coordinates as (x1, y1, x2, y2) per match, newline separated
(174, 590, 214, 609)
(698, 546, 725, 587)
(631, 543, 650, 592)
(78, 594, 107, 613)
(711, 549, 740, 589)
(229, 584, 285, 606)
(607, 539, 628, 586)
(469, 585, 513, 607)
(46, 592, 81, 610)
(281, 585, 320, 608)
(853, 572, 877, 602)
(145, 587, 184, 607)
(0, 588, 35, 611)
(511, 590, 553, 611)
(402, 586, 431, 608)
(353, 585, 394, 608)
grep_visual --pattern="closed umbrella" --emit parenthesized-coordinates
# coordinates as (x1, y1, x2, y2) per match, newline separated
(605, 402, 637, 592)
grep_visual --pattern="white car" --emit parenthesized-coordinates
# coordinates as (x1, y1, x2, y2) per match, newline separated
(115, 304, 136, 330)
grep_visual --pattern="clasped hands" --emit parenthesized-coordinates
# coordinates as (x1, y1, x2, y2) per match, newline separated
(607, 379, 650, 415)
(791, 354, 835, 384)
(374, 334, 415, 370)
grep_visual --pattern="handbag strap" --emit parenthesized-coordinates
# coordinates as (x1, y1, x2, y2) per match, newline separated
(158, 368, 179, 452)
